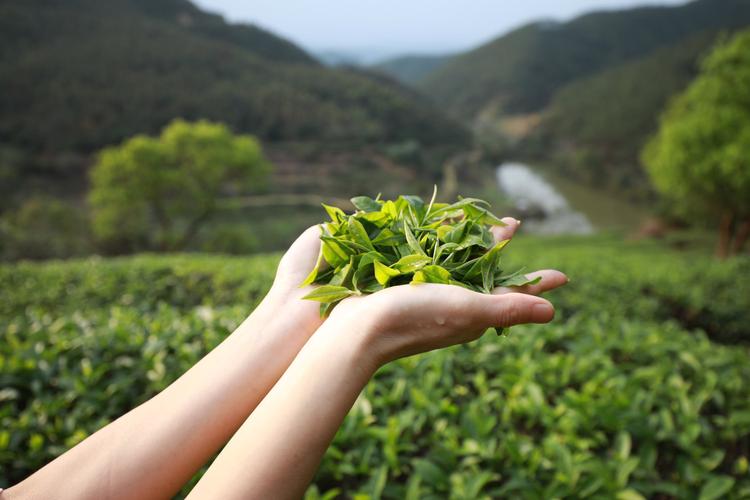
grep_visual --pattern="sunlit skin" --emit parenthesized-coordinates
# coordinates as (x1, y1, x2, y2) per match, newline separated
(5, 218, 566, 500)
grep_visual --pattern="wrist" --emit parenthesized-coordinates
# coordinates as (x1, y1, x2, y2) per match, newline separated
(313, 300, 384, 376)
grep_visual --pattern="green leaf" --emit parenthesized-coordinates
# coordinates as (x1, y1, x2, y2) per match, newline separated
(698, 476, 735, 500)
(436, 224, 454, 242)
(481, 251, 498, 293)
(497, 273, 542, 288)
(322, 203, 346, 223)
(412, 265, 452, 284)
(300, 243, 325, 287)
(350, 195, 382, 213)
(358, 251, 387, 268)
(615, 431, 632, 460)
(401, 194, 425, 214)
(393, 254, 432, 273)
(403, 220, 427, 256)
(348, 217, 375, 250)
(371, 228, 403, 246)
(373, 260, 400, 286)
(321, 237, 351, 268)
(429, 197, 489, 218)
(359, 210, 389, 227)
(302, 285, 356, 303)
(616, 489, 645, 500)
(422, 185, 438, 224)
(463, 203, 506, 225)
(329, 259, 354, 287)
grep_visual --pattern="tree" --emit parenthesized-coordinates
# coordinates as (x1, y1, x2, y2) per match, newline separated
(89, 119, 271, 251)
(642, 30, 750, 258)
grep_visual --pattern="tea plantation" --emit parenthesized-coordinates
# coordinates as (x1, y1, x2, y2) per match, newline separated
(1, 236, 749, 499)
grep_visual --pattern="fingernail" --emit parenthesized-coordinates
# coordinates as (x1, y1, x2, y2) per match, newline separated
(532, 303, 554, 322)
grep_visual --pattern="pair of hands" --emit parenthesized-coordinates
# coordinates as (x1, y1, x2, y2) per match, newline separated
(266, 217, 567, 371)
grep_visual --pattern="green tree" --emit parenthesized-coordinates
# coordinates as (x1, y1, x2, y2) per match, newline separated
(643, 30, 750, 257)
(89, 119, 270, 251)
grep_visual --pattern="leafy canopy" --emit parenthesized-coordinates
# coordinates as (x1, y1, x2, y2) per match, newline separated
(642, 29, 750, 222)
(89, 119, 270, 251)
(301, 189, 538, 316)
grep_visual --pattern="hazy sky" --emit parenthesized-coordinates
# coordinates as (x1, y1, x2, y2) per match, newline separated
(193, 0, 687, 59)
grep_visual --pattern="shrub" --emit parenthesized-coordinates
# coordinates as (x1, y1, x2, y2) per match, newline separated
(0, 197, 91, 261)
(1, 238, 749, 498)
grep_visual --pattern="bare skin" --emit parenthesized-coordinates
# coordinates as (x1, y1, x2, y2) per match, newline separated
(4, 218, 566, 500)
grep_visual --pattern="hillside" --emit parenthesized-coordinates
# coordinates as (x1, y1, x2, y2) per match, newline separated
(526, 31, 725, 196)
(420, 0, 750, 122)
(0, 0, 469, 185)
(373, 54, 451, 86)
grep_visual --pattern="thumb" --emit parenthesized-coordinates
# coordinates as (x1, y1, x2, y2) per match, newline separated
(275, 225, 322, 284)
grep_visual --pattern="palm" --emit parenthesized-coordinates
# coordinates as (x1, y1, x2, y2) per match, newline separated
(280, 220, 566, 360)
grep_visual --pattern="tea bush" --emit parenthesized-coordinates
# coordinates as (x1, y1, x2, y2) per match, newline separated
(1, 237, 749, 498)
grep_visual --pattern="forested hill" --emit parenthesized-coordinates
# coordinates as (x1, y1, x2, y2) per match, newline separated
(373, 54, 451, 86)
(527, 30, 726, 196)
(419, 0, 750, 121)
(0, 0, 468, 169)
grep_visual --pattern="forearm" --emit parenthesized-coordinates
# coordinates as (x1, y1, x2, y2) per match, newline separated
(187, 314, 376, 500)
(6, 286, 321, 500)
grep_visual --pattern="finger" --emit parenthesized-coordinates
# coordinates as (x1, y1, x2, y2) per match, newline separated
(492, 269, 569, 296)
(425, 287, 554, 329)
(484, 293, 555, 328)
(276, 225, 323, 281)
(490, 217, 520, 243)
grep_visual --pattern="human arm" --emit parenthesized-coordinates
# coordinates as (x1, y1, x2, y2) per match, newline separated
(4, 227, 327, 500)
(188, 242, 567, 499)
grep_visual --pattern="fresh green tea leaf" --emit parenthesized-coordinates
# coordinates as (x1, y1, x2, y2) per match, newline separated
(412, 265, 452, 284)
(302, 189, 539, 316)
(302, 285, 357, 303)
(351, 196, 382, 213)
(374, 260, 401, 286)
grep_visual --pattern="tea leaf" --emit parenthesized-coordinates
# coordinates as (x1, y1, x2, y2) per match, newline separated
(302, 189, 538, 316)
(351, 196, 382, 213)
(393, 255, 432, 273)
(412, 265, 452, 284)
(374, 260, 401, 286)
(301, 243, 325, 287)
(302, 285, 357, 303)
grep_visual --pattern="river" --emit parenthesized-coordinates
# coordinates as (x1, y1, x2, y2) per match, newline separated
(496, 162, 594, 235)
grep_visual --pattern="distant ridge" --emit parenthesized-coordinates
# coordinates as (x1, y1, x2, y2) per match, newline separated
(420, 0, 750, 120)
(372, 54, 451, 86)
(0, 0, 468, 165)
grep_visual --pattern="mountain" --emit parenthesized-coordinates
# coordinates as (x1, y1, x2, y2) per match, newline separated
(420, 0, 750, 122)
(527, 30, 725, 196)
(373, 54, 451, 86)
(0, 0, 469, 180)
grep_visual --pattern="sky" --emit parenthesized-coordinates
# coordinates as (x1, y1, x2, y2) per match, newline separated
(192, 0, 687, 61)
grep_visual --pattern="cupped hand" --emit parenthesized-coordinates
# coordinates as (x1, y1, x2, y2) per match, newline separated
(326, 218, 567, 368)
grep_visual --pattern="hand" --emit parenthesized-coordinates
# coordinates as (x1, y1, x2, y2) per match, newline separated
(186, 218, 567, 500)
(247, 225, 327, 340)
(325, 218, 567, 368)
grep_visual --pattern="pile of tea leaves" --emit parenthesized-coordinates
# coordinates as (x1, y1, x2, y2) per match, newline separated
(301, 190, 539, 315)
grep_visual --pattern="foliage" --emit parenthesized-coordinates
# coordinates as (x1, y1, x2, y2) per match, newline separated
(529, 31, 725, 198)
(1, 237, 749, 498)
(198, 224, 261, 255)
(642, 29, 750, 256)
(88, 119, 270, 252)
(303, 192, 537, 314)
(420, 0, 750, 120)
(0, 0, 469, 176)
(0, 197, 91, 261)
